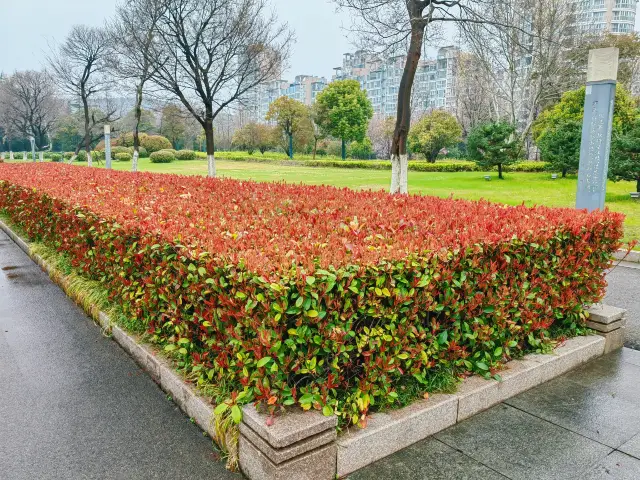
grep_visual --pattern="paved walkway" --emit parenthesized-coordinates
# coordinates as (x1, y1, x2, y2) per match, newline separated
(0, 230, 240, 479)
(2, 224, 639, 479)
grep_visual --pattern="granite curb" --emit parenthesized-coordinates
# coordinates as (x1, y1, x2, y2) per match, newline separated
(613, 249, 640, 263)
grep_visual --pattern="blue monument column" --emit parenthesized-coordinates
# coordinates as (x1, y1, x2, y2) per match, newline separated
(576, 47, 619, 212)
(104, 125, 112, 169)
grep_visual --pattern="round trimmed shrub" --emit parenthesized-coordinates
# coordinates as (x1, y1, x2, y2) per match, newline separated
(51, 154, 63, 163)
(141, 135, 172, 153)
(111, 146, 134, 156)
(63, 152, 74, 160)
(76, 150, 88, 162)
(137, 146, 148, 158)
(150, 149, 176, 163)
(115, 152, 132, 162)
(175, 149, 196, 160)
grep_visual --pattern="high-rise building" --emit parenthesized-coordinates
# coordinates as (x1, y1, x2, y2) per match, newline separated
(332, 46, 460, 117)
(573, 0, 638, 35)
(243, 75, 327, 123)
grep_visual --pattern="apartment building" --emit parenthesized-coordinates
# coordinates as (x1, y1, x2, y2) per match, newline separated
(332, 46, 460, 117)
(574, 0, 638, 34)
(243, 75, 327, 123)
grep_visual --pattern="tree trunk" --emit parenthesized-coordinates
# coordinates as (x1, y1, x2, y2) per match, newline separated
(81, 89, 92, 166)
(132, 84, 143, 173)
(637, 176, 640, 193)
(313, 138, 318, 159)
(288, 132, 293, 159)
(341, 138, 346, 160)
(390, 16, 425, 194)
(205, 116, 216, 178)
(562, 168, 567, 178)
(498, 163, 503, 180)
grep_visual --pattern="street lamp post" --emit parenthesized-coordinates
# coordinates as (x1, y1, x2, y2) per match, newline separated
(29, 136, 36, 163)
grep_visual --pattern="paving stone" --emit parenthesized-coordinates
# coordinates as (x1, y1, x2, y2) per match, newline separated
(563, 353, 640, 407)
(588, 304, 627, 324)
(505, 376, 640, 448)
(620, 434, 640, 460)
(618, 348, 640, 367)
(346, 438, 509, 480)
(583, 451, 640, 480)
(435, 403, 612, 480)
(337, 394, 458, 477)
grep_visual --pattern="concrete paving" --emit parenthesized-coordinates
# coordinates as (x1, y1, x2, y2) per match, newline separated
(0, 229, 241, 479)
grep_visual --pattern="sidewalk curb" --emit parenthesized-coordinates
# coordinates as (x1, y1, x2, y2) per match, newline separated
(613, 249, 640, 263)
(0, 220, 219, 441)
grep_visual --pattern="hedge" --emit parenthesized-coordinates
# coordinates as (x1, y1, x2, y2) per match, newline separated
(150, 149, 176, 163)
(115, 152, 132, 162)
(213, 155, 549, 173)
(0, 164, 623, 429)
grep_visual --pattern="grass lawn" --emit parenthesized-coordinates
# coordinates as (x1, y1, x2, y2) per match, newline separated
(6, 157, 638, 243)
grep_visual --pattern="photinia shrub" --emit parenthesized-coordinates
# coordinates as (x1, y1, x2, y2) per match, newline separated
(0, 163, 624, 428)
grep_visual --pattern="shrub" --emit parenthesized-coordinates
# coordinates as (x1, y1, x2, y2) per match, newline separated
(75, 150, 88, 162)
(115, 152, 132, 162)
(149, 150, 175, 163)
(92, 150, 105, 161)
(175, 149, 197, 160)
(137, 146, 148, 158)
(467, 122, 520, 179)
(112, 146, 134, 156)
(141, 135, 172, 153)
(50, 154, 63, 163)
(63, 152, 74, 160)
(0, 164, 623, 429)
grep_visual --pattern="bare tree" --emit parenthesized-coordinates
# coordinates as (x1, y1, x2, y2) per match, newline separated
(150, 0, 292, 177)
(368, 114, 395, 159)
(0, 70, 61, 150)
(48, 25, 115, 165)
(453, 52, 494, 135)
(459, 0, 579, 145)
(110, 0, 166, 171)
(334, 0, 532, 193)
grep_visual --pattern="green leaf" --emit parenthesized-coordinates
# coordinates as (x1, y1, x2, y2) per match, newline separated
(214, 403, 229, 415)
(231, 405, 242, 424)
(177, 338, 190, 345)
(494, 347, 503, 357)
(306, 310, 318, 318)
(197, 267, 206, 276)
(322, 405, 333, 416)
(257, 357, 271, 368)
(476, 361, 489, 371)
(188, 263, 196, 272)
(164, 344, 177, 352)
(306, 276, 316, 285)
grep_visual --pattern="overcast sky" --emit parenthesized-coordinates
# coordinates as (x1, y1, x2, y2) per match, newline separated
(0, 0, 361, 80)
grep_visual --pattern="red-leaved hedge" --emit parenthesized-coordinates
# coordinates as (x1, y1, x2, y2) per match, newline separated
(0, 163, 624, 427)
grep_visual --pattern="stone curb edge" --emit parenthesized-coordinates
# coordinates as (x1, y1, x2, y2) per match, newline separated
(613, 248, 640, 263)
(0, 220, 219, 441)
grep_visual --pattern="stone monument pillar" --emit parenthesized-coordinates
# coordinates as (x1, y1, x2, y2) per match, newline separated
(29, 137, 36, 163)
(104, 125, 112, 169)
(576, 48, 619, 211)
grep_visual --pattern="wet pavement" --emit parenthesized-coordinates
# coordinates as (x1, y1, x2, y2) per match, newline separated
(0, 229, 240, 479)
